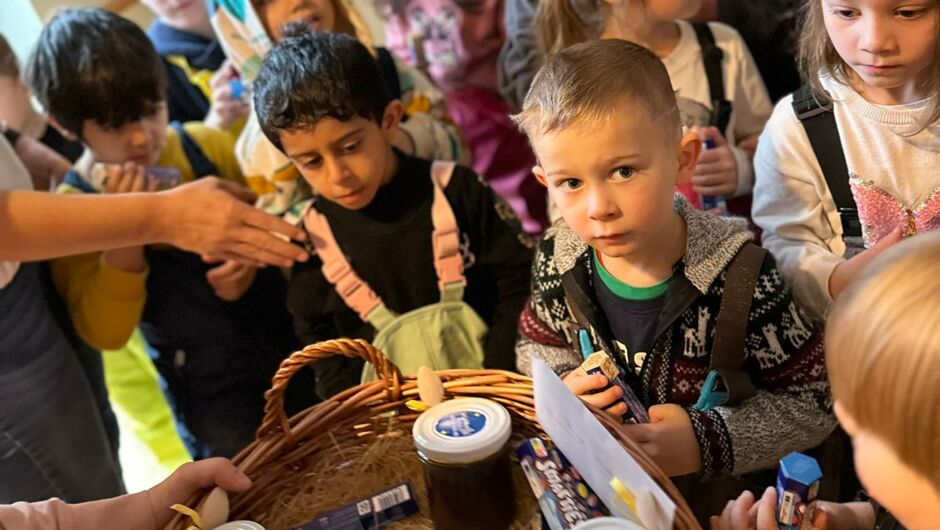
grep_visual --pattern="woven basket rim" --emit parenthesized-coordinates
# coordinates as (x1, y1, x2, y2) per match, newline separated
(164, 338, 702, 530)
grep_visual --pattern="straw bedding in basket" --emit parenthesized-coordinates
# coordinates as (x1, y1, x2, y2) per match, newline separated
(165, 339, 702, 530)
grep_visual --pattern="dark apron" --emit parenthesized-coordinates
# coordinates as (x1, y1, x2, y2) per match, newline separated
(0, 263, 124, 502)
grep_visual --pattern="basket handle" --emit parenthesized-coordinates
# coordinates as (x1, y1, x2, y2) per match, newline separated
(258, 338, 403, 439)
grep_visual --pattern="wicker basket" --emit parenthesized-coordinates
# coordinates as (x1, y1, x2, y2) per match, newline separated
(165, 339, 702, 530)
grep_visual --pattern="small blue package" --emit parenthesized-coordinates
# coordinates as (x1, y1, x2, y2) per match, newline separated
(775, 452, 822, 530)
(295, 482, 419, 530)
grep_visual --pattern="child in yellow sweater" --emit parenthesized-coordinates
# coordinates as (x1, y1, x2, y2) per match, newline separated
(29, 7, 317, 460)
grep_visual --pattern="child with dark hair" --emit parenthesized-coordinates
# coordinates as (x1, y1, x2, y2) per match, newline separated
(207, 0, 469, 224)
(27, 7, 317, 461)
(254, 30, 533, 398)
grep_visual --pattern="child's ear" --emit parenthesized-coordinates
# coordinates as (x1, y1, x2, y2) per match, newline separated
(532, 165, 549, 188)
(380, 99, 406, 137)
(675, 131, 701, 186)
(47, 116, 80, 142)
(834, 401, 859, 437)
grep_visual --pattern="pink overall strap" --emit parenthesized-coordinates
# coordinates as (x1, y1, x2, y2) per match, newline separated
(302, 203, 384, 321)
(429, 161, 467, 291)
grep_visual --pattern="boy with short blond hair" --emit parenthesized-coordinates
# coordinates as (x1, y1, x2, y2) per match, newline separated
(514, 39, 833, 484)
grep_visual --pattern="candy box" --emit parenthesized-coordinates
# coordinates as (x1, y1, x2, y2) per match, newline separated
(516, 437, 608, 530)
(580, 351, 649, 424)
(775, 452, 822, 530)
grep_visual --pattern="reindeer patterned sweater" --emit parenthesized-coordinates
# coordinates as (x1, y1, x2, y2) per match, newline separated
(516, 197, 835, 478)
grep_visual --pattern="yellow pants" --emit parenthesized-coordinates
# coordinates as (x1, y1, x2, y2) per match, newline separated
(104, 329, 190, 470)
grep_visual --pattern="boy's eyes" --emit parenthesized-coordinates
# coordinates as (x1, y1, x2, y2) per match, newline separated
(303, 156, 323, 169)
(340, 141, 360, 154)
(556, 178, 583, 191)
(896, 8, 927, 19)
(613, 167, 634, 180)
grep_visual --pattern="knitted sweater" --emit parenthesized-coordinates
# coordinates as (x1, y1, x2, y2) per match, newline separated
(516, 197, 835, 478)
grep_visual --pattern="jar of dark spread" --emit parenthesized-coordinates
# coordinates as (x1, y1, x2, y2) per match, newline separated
(412, 397, 516, 530)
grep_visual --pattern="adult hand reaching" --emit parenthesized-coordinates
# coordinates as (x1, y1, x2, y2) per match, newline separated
(154, 177, 309, 268)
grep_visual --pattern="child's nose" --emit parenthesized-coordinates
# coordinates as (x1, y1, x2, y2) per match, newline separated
(860, 16, 895, 55)
(326, 158, 353, 185)
(586, 188, 617, 220)
(130, 129, 148, 148)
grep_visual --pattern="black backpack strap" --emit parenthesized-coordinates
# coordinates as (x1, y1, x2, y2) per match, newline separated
(375, 47, 403, 101)
(170, 121, 219, 179)
(790, 85, 861, 238)
(692, 22, 732, 136)
(710, 242, 766, 406)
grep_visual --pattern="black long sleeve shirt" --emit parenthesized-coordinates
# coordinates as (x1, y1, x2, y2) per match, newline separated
(288, 151, 534, 398)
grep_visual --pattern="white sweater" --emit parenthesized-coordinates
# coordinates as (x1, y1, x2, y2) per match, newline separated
(666, 21, 773, 197)
(753, 75, 940, 320)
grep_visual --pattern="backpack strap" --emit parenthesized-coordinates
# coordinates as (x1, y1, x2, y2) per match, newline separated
(300, 162, 465, 324)
(691, 23, 732, 136)
(429, 161, 467, 295)
(301, 204, 386, 323)
(170, 121, 219, 178)
(695, 242, 765, 410)
(790, 85, 862, 238)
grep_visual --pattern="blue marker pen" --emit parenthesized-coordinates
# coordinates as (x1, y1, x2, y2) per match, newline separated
(699, 136, 729, 214)
(578, 329, 594, 361)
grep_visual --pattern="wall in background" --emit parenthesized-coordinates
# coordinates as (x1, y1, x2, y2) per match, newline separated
(0, 0, 44, 64)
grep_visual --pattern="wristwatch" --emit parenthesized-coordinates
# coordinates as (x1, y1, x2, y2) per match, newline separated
(0, 120, 21, 146)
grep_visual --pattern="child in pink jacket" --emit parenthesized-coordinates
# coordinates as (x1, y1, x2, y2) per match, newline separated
(383, 0, 548, 234)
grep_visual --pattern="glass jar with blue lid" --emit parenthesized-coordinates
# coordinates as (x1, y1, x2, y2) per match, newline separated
(412, 397, 516, 529)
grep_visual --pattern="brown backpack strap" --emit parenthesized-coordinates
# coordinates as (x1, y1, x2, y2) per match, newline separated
(711, 242, 766, 406)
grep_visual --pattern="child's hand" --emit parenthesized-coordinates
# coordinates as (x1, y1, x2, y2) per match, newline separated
(811, 501, 877, 530)
(9, 132, 71, 190)
(206, 61, 250, 131)
(563, 369, 629, 419)
(206, 259, 257, 301)
(709, 487, 779, 530)
(692, 127, 738, 198)
(621, 404, 701, 476)
(148, 458, 252, 529)
(103, 162, 158, 194)
(709, 487, 871, 530)
(829, 227, 903, 299)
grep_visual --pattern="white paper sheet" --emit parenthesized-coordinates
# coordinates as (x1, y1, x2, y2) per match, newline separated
(532, 357, 676, 530)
